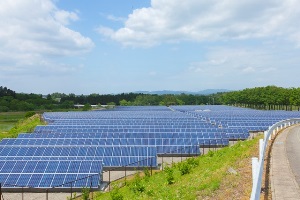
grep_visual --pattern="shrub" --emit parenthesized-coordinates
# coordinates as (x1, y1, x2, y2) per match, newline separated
(207, 150, 215, 157)
(82, 103, 92, 111)
(110, 188, 124, 200)
(143, 167, 151, 181)
(81, 187, 90, 200)
(178, 162, 191, 176)
(25, 111, 36, 118)
(187, 157, 199, 167)
(130, 173, 145, 193)
(0, 106, 9, 112)
(146, 189, 155, 196)
(164, 166, 175, 185)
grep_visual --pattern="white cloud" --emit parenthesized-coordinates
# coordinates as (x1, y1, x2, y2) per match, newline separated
(106, 14, 126, 22)
(99, 0, 300, 47)
(186, 47, 282, 79)
(54, 10, 79, 25)
(242, 67, 255, 73)
(0, 0, 94, 76)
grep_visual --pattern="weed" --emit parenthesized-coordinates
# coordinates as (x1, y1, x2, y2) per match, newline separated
(164, 166, 175, 185)
(81, 187, 90, 200)
(110, 188, 124, 200)
(146, 189, 155, 196)
(178, 162, 191, 175)
(143, 167, 151, 181)
(25, 111, 36, 118)
(210, 179, 221, 191)
(207, 150, 215, 157)
(130, 173, 145, 193)
(187, 157, 199, 167)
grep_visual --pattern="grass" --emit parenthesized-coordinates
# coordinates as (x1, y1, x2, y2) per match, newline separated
(94, 137, 261, 200)
(0, 112, 26, 133)
(0, 113, 45, 139)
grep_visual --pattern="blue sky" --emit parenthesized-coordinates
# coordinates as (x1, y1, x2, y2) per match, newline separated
(1, 0, 300, 94)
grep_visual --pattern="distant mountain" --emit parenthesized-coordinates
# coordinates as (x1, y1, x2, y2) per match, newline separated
(196, 89, 230, 95)
(133, 89, 230, 95)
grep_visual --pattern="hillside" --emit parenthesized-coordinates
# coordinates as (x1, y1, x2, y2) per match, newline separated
(95, 137, 261, 200)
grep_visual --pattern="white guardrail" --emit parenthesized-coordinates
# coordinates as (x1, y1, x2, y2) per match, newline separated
(250, 118, 300, 200)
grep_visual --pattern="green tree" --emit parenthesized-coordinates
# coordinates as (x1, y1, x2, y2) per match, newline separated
(82, 103, 92, 111)
(119, 99, 131, 106)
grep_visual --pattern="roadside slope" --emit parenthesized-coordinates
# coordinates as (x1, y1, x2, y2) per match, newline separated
(95, 136, 262, 200)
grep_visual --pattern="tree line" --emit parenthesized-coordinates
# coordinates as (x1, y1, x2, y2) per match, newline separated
(218, 85, 300, 110)
(1, 85, 300, 112)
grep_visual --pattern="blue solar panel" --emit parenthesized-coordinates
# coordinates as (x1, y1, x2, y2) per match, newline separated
(0, 146, 157, 168)
(0, 160, 102, 188)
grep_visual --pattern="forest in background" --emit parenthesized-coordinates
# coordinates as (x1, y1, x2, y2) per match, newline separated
(1, 85, 300, 112)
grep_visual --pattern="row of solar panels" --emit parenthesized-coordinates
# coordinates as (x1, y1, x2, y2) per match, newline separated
(0, 144, 157, 190)
(19, 132, 233, 138)
(33, 127, 250, 140)
(0, 146, 156, 161)
(50, 123, 212, 126)
(0, 159, 102, 189)
(49, 119, 208, 123)
(43, 112, 194, 120)
(40, 125, 266, 132)
(0, 173, 100, 188)
(0, 138, 228, 149)
(41, 125, 220, 129)
(34, 125, 227, 132)
(0, 160, 101, 174)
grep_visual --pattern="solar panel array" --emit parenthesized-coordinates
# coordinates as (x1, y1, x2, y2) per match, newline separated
(1, 105, 300, 191)
(171, 105, 300, 139)
(0, 160, 101, 188)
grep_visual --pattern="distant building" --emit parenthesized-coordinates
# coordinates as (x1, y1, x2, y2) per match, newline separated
(74, 104, 96, 108)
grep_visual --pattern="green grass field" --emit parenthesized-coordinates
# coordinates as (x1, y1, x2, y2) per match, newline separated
(0, 112, 44, 139)
(0, 112, 25, 133)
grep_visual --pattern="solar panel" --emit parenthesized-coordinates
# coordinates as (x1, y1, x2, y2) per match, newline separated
(0, 160, 102, 188)
(0, 146, 157, 168)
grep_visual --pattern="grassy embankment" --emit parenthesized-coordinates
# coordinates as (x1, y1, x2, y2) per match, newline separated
(0, 112, 45, 139)
(95, 136, 261, 200)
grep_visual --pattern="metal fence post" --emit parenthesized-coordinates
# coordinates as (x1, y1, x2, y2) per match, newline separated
(70, 182, 72, 199)
(91, 176, 93, 199)
(124, 165, 127, 185)
(259, 139, 264, 160)
(162, 154, 164, 170)
(252, 157, 258, 191)
(180, 147, 182, 162)
(172, 151, 174, 163)
(109, 170, 111, 191)
(150, 158, 152, 176)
